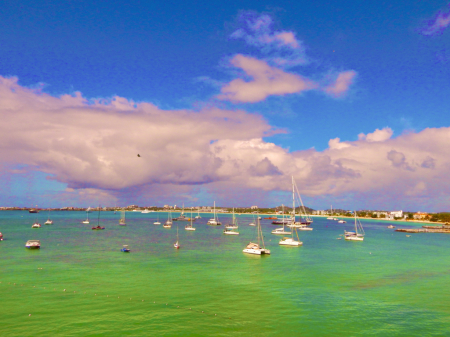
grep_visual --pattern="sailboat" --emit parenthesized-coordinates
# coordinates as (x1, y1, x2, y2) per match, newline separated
(224, 208, 239, 235)
(44, 209, 53, 225)
(82, 210, 90, 224)
(288, 177, 312, 231)
(91, 206, 105, 230)
(185, 209, 196, 231)
(174, 203, 191, 221)
(344, 212, 365, 241)
(119, 210, 126, 226)
(207, 201, 221, 225)
(225, 208, 239, 229)
(272, 205, 291, 235)
(153, 213, 161, 225)
(279, 226, 303, 246)
(163, 210, 172, 228)
(174, 226, 180, 249)
(327, 205, 334, 220)
(243, 214, 270, 255)
(248, 213, 256, 226)
(195, 207, 202, 219)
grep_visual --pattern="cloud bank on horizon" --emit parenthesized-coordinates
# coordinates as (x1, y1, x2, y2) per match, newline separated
(1, 7, 449, 211)
(1, 75, 450, 210)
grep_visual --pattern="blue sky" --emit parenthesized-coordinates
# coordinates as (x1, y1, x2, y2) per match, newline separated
(1, 1, 450, 211)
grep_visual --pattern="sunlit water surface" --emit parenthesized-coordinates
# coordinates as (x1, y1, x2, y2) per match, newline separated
(1, 211, 449, 336)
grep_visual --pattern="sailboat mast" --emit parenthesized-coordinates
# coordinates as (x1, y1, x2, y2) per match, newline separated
(292, 176, 295, 224)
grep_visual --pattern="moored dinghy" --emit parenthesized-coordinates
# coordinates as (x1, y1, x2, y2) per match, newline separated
(120, 245, 130, 252)
(25, 240, 40, 249)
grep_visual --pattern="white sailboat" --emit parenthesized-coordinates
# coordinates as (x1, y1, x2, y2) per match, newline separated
(327, 205, 334, 220)
(279, 220, 302, 246)
(293, 179, 313, 225)
(224, 208, 239, 235)
(344, 212, 365, 241)
(153, 213, 161, 225)
(82, 211, 90, 224)
(207, 201, 221, 225)
(225, 208, 239, 229)
(163, 210, 172, 228)
(195, 207, 202, 219)
(272, 205, 291, 235)
(243, 214, 270, 255)
(287, 177, 312, 230)
(185, 209, 196, 231)
(119, 210, 126, 226)
(44, 209, 53, 225)
(174, 226, 180, 249)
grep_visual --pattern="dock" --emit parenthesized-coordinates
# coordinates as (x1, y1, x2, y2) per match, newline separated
(395, 228, 450, 233)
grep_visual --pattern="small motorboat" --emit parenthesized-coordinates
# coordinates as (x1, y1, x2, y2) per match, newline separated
(120, 245, 130, 252)
(25, 240, 40, 249)
(31, 223, 41, 228)
(387, 224, 395, 229)
(91, 225, 105, 230)
(44, 219, 53, 225)
(0, 232, 3, 241)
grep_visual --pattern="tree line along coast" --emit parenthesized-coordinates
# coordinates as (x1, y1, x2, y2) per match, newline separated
(1, 206, 448, 223)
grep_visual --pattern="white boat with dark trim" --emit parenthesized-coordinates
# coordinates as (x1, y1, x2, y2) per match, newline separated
(32, 222, 41, 228)
(185, 209, 196, 231)
(207, 201, 221, 226)
(82, 211, 90, 224)
(174, 226, 180, 249)
(44, 210, 53, 225)
(338, 219, 346, 223)
(163, 210, 173, 228)
(225, 208, 239, 230)
(344, 212, 365, 241)
(243, 216, 270, 255)
(153, 213, 161, 225)
(279, 236, 303, 246)
(272, 205, 291, 235)
(25, 240, 40, 249)
(223, 228, 239, 235)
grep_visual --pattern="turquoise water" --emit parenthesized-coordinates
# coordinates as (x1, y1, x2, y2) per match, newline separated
(1, 211, 449, 336)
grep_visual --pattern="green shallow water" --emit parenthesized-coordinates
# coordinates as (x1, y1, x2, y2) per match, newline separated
(1, 211, 449, 336)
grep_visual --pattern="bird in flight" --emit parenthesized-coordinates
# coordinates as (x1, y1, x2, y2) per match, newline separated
(137, 154, 141, 157)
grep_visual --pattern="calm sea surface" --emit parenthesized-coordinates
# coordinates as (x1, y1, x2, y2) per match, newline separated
(1, 211, 449, 336)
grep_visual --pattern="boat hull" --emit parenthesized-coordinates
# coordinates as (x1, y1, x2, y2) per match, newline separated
(279, 239, 303, 246)
(344, 235, 364, 241)
(271, 230, 291, 235)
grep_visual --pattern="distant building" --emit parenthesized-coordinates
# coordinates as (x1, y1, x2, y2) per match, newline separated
(250, 206, 258, 210)
(413, 212, 429, 220)
(390, 210, 403, 219)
